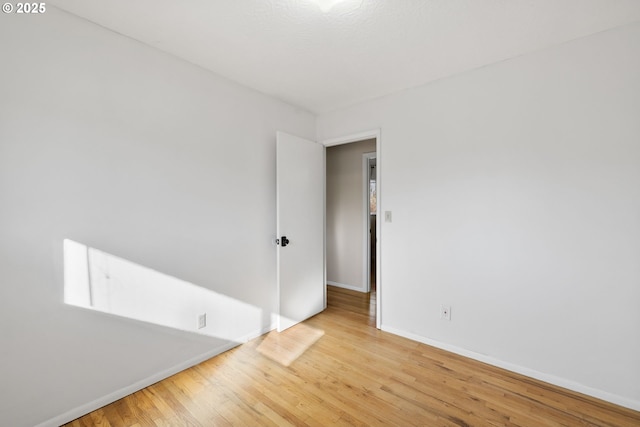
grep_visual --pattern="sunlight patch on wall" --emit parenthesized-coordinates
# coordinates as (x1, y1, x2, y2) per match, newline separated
(63, 239, 265, 340)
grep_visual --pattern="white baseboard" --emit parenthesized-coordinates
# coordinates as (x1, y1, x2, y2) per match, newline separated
(36, 324, 274, 427)
(327, 280, 366, 293)
(381, 324, 640, 412)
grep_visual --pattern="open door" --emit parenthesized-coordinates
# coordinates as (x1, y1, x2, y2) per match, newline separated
(276, 131, 325, 332)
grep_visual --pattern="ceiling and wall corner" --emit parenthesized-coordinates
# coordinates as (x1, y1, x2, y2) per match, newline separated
(48, 0, 640, 113)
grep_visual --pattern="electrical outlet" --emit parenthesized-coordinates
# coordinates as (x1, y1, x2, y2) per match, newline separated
(440, 305, 451, 321)
(198, 313, 206, 329)
(385, 211, 392, 222)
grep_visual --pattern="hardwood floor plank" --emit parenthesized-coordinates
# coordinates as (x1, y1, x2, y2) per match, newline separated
(225, 344, 367, 426)
(87, 409, 113, 427)
(62, 286, 640, 426)
(197, 353, 310, 426)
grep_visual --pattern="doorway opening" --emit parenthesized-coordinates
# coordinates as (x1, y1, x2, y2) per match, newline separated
(365, 154, 376, 294)
(323, 130, 380, 328)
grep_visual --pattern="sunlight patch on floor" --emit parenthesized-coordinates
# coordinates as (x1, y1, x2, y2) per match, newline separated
(256, 323, 324, 367)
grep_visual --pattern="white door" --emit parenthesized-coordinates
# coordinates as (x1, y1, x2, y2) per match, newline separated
(276, 131, 325, 332)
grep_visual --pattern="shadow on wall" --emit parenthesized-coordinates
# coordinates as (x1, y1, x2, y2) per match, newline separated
(63, 239, 265, 341)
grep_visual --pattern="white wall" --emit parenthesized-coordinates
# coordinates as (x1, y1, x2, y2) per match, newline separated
(0, 8, 314, 427)
(318, 23, 640, 409)
(326, 139, 376, 291)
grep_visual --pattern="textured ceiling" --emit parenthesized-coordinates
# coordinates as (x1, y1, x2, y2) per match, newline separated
(49, 0, 640, 113)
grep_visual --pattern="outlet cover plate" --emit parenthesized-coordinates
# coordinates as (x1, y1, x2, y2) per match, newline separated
(440, 305, 451, 321)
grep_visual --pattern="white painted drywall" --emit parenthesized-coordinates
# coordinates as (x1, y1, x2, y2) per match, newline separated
(317, 23, 640, 409)
(0, 8, 314, 427)
(326, 139, 376, 291)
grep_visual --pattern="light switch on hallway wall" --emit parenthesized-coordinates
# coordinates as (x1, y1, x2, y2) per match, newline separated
(385, 211, 392, 222)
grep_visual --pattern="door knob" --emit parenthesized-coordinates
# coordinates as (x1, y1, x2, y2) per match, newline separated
(280, 236, 290, 247)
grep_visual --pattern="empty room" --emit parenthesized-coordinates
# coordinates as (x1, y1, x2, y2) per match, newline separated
(1, 1, 639, 426)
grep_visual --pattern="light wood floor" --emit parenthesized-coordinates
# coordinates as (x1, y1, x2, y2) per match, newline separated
(65, 286, 640, 426)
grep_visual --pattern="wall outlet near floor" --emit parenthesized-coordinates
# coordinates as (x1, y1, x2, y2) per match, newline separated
(440, 305, 451, 321)
(198, 313, 207, 329)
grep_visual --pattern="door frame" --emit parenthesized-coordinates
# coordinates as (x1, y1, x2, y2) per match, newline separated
(363, 152, 376, 293)
(322, 129, 381, 329)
